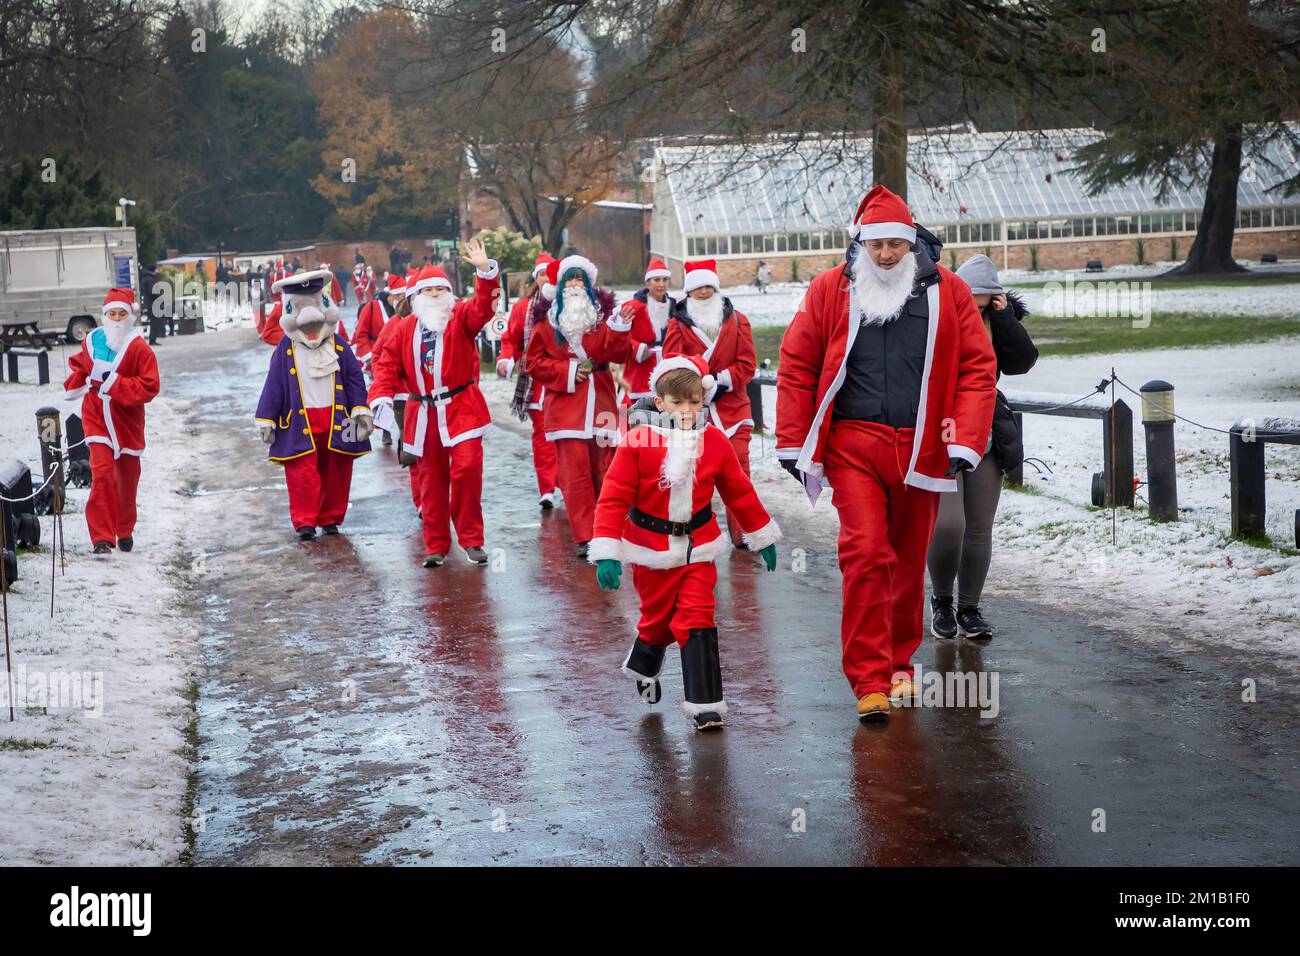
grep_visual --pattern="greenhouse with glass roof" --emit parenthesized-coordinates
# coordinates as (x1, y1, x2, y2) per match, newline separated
(648, 126, 1300, 283)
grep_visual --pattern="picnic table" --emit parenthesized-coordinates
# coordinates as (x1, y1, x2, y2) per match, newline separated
(1, 320, 65, 351)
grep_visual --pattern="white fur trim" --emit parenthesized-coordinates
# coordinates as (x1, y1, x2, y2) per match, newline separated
(715, 368, 731, 391)
(101, 303, 136, 318)
(901, 283, 942, 492)
(531, 262, 548, 278)
(621, 644, 667, 681)
(606, 314, 633, 333)
(412, 275, 453, 293)
(681, 699, 728, 717)
(557, 254, 598, 286)
(64, 385, 89, 402)
(566, 359, 578, 393)
(648, 354, 707, 394)
(644, 267, 671, 280)
(854, 222, 917, 244)
(587, 537, 623, 563)
(475, 259, 500, 280)
(683, 269, 720, 294)
(906, 471, 956, 493)
(615, 533, 730, 569)
(740, 520, 782, 552)
(947, 444, 982, 470)
(774, 446, 801, 460)
(497, 357, 515, 377)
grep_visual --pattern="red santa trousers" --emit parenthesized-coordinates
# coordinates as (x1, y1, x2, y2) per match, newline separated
(632, 562, 718, 648)
(528, 409, 557, 497)
(86, 443, 142, 546)
(417, 427, 484, 555)
(722, 426, 752, 546)
(283, 407, 354, 529)
(822, 419, 940, 698)
(553, 438, 613, 542)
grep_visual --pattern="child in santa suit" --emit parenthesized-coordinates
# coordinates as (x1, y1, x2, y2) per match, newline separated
(367, 240, 501, 567)
(496, 252, 558, 509)
(523, 254, 632, 558)
(63, 288, 161, 554)
(664, 259, 757, 547)
(256, 270, 373, 540)
(589, 355, 781, 730)
(618, 257, 677, 404)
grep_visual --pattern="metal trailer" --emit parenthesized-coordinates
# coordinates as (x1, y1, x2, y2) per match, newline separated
(0, 227, 139, 343)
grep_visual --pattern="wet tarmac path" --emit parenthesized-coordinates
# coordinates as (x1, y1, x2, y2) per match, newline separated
(170, 327, 1298, 865)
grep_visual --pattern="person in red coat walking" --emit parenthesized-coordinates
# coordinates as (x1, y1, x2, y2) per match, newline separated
(353, 272, 402, 374)
(618, 257, 676, 403)
(63, 288, 161, 554)
(590, 355, 780, 730)
(663, 258, 757, 547)
(496, 253, 558, 509)
(368, 239, 501, 567)
(523, 254, 632, 558)
(775, 184, 997, 723)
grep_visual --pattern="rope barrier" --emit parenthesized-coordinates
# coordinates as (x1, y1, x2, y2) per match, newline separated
(1110, 374, 1235, 436)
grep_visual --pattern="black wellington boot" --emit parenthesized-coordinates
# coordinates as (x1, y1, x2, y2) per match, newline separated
(681, 628, 725, 731)
(622, 638, 668, 705)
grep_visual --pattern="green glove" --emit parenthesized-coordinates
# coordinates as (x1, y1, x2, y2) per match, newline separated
(760, 544, 777, 572)
(596, 559, 622, 590)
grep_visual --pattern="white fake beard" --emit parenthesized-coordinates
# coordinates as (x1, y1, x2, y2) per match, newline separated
(558, 291, 598, 344)
(414, 293, 454, 333)
(685, 294, 724, 338)
(101, 317, 132, 352)
(854, 251, 918, 326)
(647, 294, 671, 336)
(660, 422, 704, 489)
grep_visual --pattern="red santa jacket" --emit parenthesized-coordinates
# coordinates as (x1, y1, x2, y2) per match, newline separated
(588, 419, 781, 569)
(523, 288, 631, 443)
(259, 302, 349, 347)
(351, 298, 392, 365)
(63, 331, 161, 458)
(498, 293, 544, 410)
(367, 267, 501, 453)
(663, 298, 756, 437)
(622, 289, 677, 399)
(775, 260, 997, 502)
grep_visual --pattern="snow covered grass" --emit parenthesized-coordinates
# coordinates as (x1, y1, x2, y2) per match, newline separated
(0, 377, 200, 865)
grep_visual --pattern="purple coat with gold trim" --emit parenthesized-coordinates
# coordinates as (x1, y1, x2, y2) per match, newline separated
(255, 334, 371, 462)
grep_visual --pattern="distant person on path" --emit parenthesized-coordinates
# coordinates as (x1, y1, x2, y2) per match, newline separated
(926, 254, 1038, 643)
(775, 184, 997, 723)
(756, 259, 773, 293)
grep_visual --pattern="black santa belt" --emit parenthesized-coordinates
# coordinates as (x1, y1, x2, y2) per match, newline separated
(414, 382, 471, 407)
(630, 505, 714, 561)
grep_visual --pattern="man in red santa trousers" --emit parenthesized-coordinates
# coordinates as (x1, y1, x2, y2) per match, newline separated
(523, 254, 631, 559)
(776, 184, 997, 723)
(618, 257, 676, 404)
(589, 354, 780, 730)
(368, 239, 502, 567)
(63, 288, 161, 554)
(496, 252, 558, 509)
(663, 258, 757, 547)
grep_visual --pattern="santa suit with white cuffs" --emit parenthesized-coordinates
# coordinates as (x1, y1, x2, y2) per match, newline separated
(621, 257, 677, 401)
(775, 184, 997, 708)
(63, 288, 161, 550)
(352, 273, 401, 373)
(663, 258, 757, 545)
(496, 253, 558, 503)
(523, 254, 632, 548)
(588, 355, 781, 721)
(368, 260, 501, 558)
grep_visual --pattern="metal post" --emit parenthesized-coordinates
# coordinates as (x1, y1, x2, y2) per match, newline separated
(1139, 380, 1178, 521)
(1229, 421, 1265, 538)
(1103, 398, 1134, 507)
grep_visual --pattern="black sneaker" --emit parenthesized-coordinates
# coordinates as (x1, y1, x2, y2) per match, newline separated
(930, 595, 957, 639)
(539, 492, 556, 510)
(321, 525, 339, 535)
(693, 712, 724, 732)
(422, 553, 446, 568)
(957, 605, 994, 641)
(117, 535, 134, 553)
(296, 526, 316, 541)
(93, 541, 113, 555)
(464, 546, 488, 565)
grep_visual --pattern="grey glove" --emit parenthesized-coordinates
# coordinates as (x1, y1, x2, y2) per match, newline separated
(259, 424, 275, 444)
(351, 409, 375, 443)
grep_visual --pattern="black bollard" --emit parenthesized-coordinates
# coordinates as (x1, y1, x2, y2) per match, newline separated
(35, 406, 65, 515)
(1140, 380, 1178, 521)
(1229, 419, 1266, 538)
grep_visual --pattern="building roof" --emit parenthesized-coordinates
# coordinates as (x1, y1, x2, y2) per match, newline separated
(656, 126, 1300, 236)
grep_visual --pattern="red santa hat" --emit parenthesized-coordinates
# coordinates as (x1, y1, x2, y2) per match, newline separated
(531, 253, 555, 279)
(682, 258, 720, 295)
(644, 257, 671, 281)
(101, 287, 135, 318)
(648, 353, 718, 403)
(555, 253, 598, 287)
(386, 272, 406, 295)
(404, 268, 421, 297)
(410, 264, 453, 294)
(852, 184, 917, 245)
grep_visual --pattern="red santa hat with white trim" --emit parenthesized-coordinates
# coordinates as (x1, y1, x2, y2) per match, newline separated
(682, 258, 720, 295)
(531, 253, 555, 280)
(648, 353, 719, 404)
(644, 257, 671, 281)
(386, 272, 406, 295)
(555, 253, 598, 287)
(101, 287, 136, 319)
(410, 263, 453, 295)
(851, 184, 917, 245)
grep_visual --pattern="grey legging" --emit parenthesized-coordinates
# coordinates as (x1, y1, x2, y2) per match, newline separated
(926, 452, 1002, 607)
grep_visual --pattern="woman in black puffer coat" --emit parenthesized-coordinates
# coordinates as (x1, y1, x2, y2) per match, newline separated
(926, 254, 1038, 642)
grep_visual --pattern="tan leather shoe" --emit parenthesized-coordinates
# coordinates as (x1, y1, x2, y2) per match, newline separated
(890, 678, 919, 704)
(857, 692, 891, 722)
